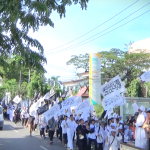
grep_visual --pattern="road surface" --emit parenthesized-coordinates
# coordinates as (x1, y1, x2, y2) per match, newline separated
(0, 120, 67, 150)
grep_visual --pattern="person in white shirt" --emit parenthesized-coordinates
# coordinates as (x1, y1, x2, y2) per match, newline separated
(95, 118, 99, 130)
(116, 125, 123, 150)
(115, 118, 120, 130)
(113, 111, 119, 119)
(61, 115, 68, 147)
(107, 129, 122, 150)
(88, 119, 97, 150)
(67, 114, 76, 150)
(135, 105, 148, 149)
(96, 121, 105, 150)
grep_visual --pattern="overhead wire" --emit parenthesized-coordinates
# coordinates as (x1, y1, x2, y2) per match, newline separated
(46, 0, 139, 52)
(46, 64, 75, 73)
(46, 3, 150, 54)
(48, 9, 150, 54)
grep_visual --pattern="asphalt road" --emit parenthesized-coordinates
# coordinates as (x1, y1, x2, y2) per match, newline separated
(0, 120, 67, 150)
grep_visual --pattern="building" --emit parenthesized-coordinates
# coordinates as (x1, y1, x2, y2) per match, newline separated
(128, 38, 150, 53)
(60, 72, 89, 98)
(60, 72, 89, 88)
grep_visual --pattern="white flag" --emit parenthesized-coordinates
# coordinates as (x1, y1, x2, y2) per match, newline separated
(75, 96, 82, 106)
(75, 98, 90, 114)
(102, 92, 126, 111)
(61, 96, 77, 109)
(140, 70, 150, 82)
(44, 103, 61, 122)
(100, 75, 126, 98)
(13, 95, 22, 104)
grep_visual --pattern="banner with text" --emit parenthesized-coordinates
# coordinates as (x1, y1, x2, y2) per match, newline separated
(100, 75, 126, 98)
(102, 93, 126, 110)
(75, 98, 90, 114)
(61, 96, 77, 109)
(44, 103, 61, 122)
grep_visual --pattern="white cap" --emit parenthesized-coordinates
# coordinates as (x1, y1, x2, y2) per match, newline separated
(110, 123, 116, 127)
(140, 105, 145, 112)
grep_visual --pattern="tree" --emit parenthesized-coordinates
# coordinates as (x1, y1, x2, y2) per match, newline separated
(0, 0, 89, 55)
(67, 53, 89, 71)
(127, 79, 143, 97)
(28, 71, 50, 98)
(67, 49, 150, 87)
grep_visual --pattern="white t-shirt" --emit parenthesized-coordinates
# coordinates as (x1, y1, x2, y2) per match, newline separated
(88, 124, 96, 139)
(61, 120, 68, 134)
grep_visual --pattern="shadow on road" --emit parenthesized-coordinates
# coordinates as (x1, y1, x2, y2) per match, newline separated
(0, 124, 24, 131)
(0, 134, 67, 150)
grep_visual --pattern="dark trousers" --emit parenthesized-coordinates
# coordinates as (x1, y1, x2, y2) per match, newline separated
(78, 139, 87, 150)
(56, 129, 59, 137)
(88, 138, 97, 150)
(59, 128, 62, 141)
(97, 143, 103, 150)
(63, 133, 67, 144)
(14, 115, 18, 124)
(49, 130, 54, 141)
(22, 118, 27, 126)
(40, 128, 45, 137)
(34, 124, 37, 131)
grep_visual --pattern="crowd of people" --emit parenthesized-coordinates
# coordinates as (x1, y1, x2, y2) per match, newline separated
(2, 98, 150, 150)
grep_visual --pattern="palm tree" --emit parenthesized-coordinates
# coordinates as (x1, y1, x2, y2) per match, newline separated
(50, 76, 61, 87)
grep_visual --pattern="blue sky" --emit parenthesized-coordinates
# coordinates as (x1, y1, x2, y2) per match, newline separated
(29, 0, 150, 81)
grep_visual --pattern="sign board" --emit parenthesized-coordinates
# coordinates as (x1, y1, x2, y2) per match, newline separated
(89, 53, 101, 105)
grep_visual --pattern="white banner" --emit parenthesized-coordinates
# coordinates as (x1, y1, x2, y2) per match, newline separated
(140, 70, 150, 82)
(75, 98, 90, 114)
(13, 95, 22, 104)
(100, 75, 126, 98)
(61, 96, 77, 109)
(75, 96, 82, 106)
(102, 93, 126, 110)
(44, 103, 61, 122)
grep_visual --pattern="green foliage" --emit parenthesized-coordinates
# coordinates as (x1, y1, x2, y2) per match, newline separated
(0, 0, 89, 55)
(127, 79, 143, 97)
(21, 81, 28, 98)
(67, 49, 150, 87)
(27, 71, 52, 98)
(0, 86, 6, 100)
(94, 104, 104, 117)
(66, 53, 89, 71)
(1, 79, 18, 99)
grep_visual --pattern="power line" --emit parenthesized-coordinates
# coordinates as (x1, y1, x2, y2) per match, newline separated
(47, 3, 150, 54)
(48, 10, 150, 54)
(46, 64, 75, 72)
(46, 0, 139, 52)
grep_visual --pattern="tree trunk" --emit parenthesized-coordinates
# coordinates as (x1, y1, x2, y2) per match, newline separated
(19, 69, 22, 96)
(28, 68, 31, 83)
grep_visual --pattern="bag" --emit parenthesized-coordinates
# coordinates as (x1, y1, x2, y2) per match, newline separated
(49, 122, 54, 130)
(79, 134, 84, 139)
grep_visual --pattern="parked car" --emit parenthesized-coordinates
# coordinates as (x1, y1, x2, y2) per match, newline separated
(0, 105, 4, 130)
